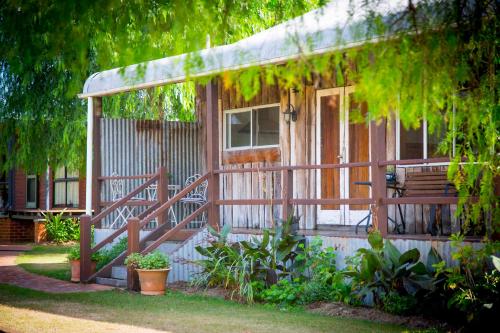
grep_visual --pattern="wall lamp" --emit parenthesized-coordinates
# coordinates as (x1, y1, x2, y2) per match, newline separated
(283, 87, 299, 123)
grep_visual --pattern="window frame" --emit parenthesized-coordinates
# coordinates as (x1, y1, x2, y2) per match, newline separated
(396, 107, 455, 161)
(223, 103, 280, 151)
(53, 167, 80, 208)
(25, 174, 38, 209)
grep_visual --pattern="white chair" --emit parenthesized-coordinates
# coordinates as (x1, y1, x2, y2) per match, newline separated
(180, 174, 208, 228)
(109, 173, 136, 228)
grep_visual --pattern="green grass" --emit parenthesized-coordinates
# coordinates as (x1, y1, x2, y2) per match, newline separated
(0, 284, 407, 333)
(15, 244, 72, 281)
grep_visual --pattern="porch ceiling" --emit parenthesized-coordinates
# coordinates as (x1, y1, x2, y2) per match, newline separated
(79, 0, 411, 99)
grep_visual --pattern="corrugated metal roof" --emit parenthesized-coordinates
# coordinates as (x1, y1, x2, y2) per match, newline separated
(79, 0, 410, 98)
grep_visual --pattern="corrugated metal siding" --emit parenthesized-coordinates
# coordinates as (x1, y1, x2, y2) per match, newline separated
(100, 118, 204, 228)
(167, 230, 483, 282)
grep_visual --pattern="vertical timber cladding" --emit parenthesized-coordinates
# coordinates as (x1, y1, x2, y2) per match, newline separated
(217, 79, 284, 229)
(99, 118, 203, 229)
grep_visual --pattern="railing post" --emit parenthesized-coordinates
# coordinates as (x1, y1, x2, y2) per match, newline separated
(127, 217, 140, 291)
(79, 215, 92, 282)
(370, 119, 388, 236)
(157, 166, 168, 226)
(281, 169, 293, 221)
(206, 81, 220, 228)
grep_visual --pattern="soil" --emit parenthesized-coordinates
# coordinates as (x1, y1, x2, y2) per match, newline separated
(168, 282, 449, 330)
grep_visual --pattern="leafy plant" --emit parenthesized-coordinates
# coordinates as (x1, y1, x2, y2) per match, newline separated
(67, 245, 101, 262)
(125, 251, 170, 270)
(43, 210, 80, 243)
(345, 231, 442, 307)
(96, 237, 128, 270)
(430, 234, 500, 327)
(258, 279, 304, 308)
(382, 292, 417, 315)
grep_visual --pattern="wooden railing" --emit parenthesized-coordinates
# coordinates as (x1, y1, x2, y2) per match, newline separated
(214, 157, 461, 236)
(80, 167, 169, 282)
(79, 170, 211, 283)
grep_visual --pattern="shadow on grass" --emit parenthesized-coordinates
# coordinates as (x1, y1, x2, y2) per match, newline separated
(0, 284, 407, 333)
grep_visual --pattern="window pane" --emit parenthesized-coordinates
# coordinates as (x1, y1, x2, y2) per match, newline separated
(428, 121, 446, 157)
(66, 169, 79, 178)
(27, 177, 37, 205)
(54, 167, 65, 180)
(400, 126, 423, 160)
(227, 111, 251, 148)
(67, 181, 79, 207)
(54, 182, 66, 206)
(252, 106, 279, 146)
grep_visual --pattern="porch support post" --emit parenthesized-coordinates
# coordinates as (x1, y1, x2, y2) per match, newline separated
(282, 169, 293, 221)
(206, 81, 220, 228)
(127, 217, 140, 291)
(85, 97, 94, 215)
(157, 166, 169, 225)
(91, 97, 102, 221)
(370, 119, 388, 236)
(79, 215, 92, 282)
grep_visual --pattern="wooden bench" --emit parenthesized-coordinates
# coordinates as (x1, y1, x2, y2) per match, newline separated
(403, 170, 456, 235)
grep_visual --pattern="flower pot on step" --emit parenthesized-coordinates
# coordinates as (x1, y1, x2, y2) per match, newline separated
(136, 268, 170, 295)
(70, 259, 97, 282)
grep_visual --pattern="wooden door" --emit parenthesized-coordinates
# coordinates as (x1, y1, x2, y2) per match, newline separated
(316, 87, 370, 225)
(346, 93, 371, 224)
(317, 88, 343, 224)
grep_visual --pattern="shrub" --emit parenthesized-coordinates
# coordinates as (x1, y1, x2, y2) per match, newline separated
(43, 210, 80, 243)
(96, 237, 128, 270)
(125, 251, 170, 270)
(67, 245, 101, 262)
(430, 235, 500, 328)
(344, 231, 441, 307)
(194, 218, 305, 303)
(382, 292, 417, 315)
(258, 279, 304, 308)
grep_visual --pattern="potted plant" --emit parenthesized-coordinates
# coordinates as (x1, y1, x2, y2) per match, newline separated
(67, 245, 100, 282)
(125, 251, 171, 295)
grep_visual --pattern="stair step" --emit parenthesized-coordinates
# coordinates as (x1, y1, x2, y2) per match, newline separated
(145, 240, 182, 254)
(111, 265, 127, 280)
(95, 277, 126, 288)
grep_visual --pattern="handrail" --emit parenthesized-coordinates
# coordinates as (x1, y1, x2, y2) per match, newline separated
(98, 174, 156, 180)
(138, 173, 209, 228)
(91, 173, 159, 225)
(140, 203, 209, 254)
(91, 201, 160, 255)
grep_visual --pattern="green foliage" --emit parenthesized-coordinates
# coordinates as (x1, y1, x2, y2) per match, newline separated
(382, 292, 417, 315)
(67, 244, 101, 262)
(96, 237, 128, 270)
(345, 231, 441, 306)
(125, 251, 170, 270)
(42, 211, 80, 243)
(430, 235, 500, 326)
(194, 218, 305, 303)
(259, 279, 304, 308)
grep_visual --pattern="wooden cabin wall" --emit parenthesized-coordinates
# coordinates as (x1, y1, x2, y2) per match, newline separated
(216, 80, 285, 229)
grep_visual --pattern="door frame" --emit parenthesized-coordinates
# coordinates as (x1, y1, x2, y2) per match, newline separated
(315, 86, 371, 225)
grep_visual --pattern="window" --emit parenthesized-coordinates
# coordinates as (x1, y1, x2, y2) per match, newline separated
(54, 167, 79, 207)
(26, 174, 38, 209)
(398, 118, 447, 160)
(225, 105, 280, 150)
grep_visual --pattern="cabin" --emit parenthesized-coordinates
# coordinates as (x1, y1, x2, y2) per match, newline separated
(0, 163, 86, 243)
(77, 1, 482, 286)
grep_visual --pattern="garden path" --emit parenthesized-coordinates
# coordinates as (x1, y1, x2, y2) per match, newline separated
(0, 248, 112, 293)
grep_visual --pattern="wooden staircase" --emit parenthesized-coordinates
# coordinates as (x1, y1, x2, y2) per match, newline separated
(79, 168, 212, 286)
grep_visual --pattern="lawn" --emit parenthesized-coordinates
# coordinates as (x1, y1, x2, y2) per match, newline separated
(15, 244, 72, 281)
(0, 284, 407, 333)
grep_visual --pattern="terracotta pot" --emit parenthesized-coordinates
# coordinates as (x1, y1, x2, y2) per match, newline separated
(136, 268, 170, 295)
(70, 260, 97, 283)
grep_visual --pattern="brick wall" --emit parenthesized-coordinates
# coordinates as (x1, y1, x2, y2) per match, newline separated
(13, 169, 26, 210)
(0, 217, 34, 243)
